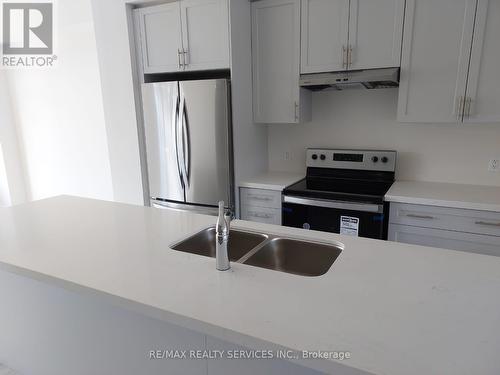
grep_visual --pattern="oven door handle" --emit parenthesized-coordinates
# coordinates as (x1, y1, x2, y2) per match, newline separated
(283, 196, 384, 213)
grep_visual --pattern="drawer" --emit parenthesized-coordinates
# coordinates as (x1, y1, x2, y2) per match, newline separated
(389, 203, 500, 237)
(241, 205, 282, 225)
(388, 224, 500, 257)
(240, 188, 282, 210)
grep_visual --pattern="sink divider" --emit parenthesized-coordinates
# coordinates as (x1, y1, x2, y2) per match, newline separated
(235, 235, 274, 264)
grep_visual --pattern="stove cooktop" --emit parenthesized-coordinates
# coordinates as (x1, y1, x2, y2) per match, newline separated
(284, 177, 394, 204)
(283, 149, 397, 204)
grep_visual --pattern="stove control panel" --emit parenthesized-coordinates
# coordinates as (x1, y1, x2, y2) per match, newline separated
(307, 149, 397, 172)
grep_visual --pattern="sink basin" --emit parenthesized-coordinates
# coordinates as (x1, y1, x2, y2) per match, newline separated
(243, 238, 342, 277)
(172, 226, 343, 277)
(171, 227, 267, 261)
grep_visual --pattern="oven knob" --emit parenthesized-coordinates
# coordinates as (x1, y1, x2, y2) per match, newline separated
(381, 156, 389, 163)
(312, 154, 318, 160)
(320, 154, 326, 160)
(371, 156, 379, 163)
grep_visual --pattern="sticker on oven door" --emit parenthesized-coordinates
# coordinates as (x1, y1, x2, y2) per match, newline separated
(340, 216, 359, 237)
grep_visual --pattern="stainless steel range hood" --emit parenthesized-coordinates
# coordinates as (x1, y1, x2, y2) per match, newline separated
(300, 67, 400, 91)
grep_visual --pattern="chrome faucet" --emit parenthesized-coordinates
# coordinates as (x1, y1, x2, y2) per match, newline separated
(216, 201, 231, 271)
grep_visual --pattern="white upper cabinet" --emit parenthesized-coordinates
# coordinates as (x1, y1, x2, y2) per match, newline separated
(300, 0, 349, 74)
(135, 0, 229, 74)
(348, 0, 404, 70)
(180, 0, 229, 71)
(252, 0, 311, 123)
(397, 0, 477, 123)
(136, 3, 183, 74)
(463, 0, 500, 123)
(300, 0, 404, 73)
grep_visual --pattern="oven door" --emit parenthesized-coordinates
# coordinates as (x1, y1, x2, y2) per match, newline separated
(282, 196, 388, 240)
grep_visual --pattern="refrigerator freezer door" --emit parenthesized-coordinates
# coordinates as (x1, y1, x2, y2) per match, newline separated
(179, 79, 232, 207)
(142, 82, 185, 202)
(151, 199, 219, 216)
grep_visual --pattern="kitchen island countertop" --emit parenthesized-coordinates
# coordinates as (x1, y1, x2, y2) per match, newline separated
(0, 196, 499, 375)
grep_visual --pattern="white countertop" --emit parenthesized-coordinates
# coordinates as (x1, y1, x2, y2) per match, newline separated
(239, 171, 304, 191)
(385, 180, 500, 212)
(1, 196, 500, 375)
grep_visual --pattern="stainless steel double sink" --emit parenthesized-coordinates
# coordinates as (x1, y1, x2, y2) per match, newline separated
(171, 227, 343, 277)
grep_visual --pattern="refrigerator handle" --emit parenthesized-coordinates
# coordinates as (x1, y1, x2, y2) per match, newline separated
(174, 92, 185, 189)
(177, 94, 189, 189)
(182, 99, 191, 187)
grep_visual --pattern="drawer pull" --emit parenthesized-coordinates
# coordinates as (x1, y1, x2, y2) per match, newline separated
(475, 221, 500, 227)
(248, 211, 272, 219)
(248, 195, 273, 201)
(405, 214, 435, 220)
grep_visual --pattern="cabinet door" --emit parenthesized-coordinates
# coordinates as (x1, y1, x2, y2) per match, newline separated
(240, 188, 282, 210)
(252, 0, 308, 123)
(463, 0, 500, 123)
(136, 3, 182, 74)
(241, 205, 282, 225)
(180, 0, 230, 71)
(388, 224, 500, 257)
(348, 0, 404, 70)
(397, 0, 477, 122)
(300, 0, 349, 74)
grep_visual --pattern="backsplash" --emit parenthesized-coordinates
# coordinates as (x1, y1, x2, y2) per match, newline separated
(268, 89, 500, 187)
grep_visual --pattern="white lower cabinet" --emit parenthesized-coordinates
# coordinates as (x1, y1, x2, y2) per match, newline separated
(241, 205, 282, 225)
(206, 336, 323, 375)
(388, 203, 500, 257)
(389, 224, 500, 257)
(240, 188, 282, 225)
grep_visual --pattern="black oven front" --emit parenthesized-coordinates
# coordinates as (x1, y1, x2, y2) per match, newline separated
(282, 196, 390, 240)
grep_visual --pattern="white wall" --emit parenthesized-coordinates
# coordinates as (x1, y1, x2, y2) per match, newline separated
(4, 0, 113, 202)
(0, 71, 26, 206)
(268, 89, 500, 187)
(90, 0, 149, 205)
(0, 145, 12, 206)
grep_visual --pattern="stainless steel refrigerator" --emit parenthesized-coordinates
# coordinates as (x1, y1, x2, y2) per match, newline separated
(141, 79, 233, 215)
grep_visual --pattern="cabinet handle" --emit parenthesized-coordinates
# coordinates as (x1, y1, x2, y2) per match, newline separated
(465, 97, 473, 118)
(248, 195, 273, 201)
(248, 211, 272, 219)
(475, 221, 500, 227)
(456, 96, 464, 121)
(405, 214, 435, 220)
(294, 101, 299, 121)
(182, 49, 188, 67)
(177, 49, 183, 69)
(342, 45, 347, 70)
(348, 45, 353, 68)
